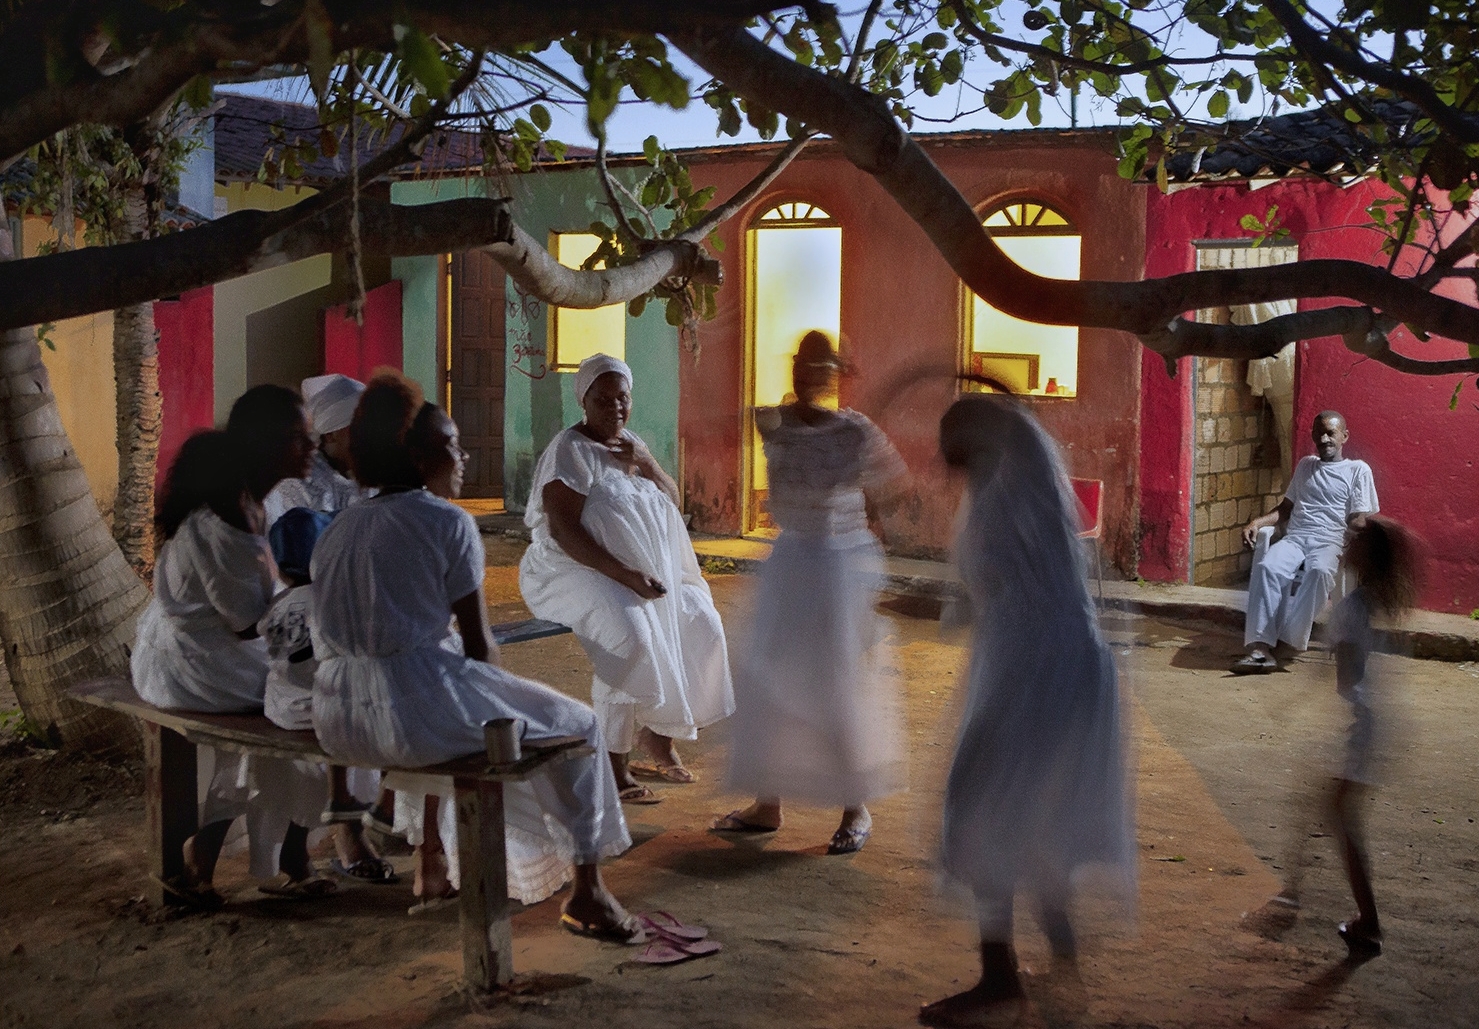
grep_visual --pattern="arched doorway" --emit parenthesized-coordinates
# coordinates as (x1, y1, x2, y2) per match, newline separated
(743, 200, 842, 535)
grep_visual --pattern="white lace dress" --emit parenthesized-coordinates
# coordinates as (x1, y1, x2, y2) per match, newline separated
(519, 427, 734, 753)
(263, 449, 372, 528)
(727, 407, 907, 806)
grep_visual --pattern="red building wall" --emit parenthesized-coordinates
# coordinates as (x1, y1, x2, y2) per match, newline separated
(679, 134, 1147, 567)
(153, 287, 215, 493)
(324, 279, 404, 380)
(1144, 178, 1479, 611)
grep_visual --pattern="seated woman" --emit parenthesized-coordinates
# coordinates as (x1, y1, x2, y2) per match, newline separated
(310, 374, 637, 936)
(520, 354, 734, 802)
(131, 385, 334, 904)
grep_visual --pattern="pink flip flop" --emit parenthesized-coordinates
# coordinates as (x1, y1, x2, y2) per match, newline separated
(639, 911, 708, 941)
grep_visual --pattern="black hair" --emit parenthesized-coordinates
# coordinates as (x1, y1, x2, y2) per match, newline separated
(226, 384, 307, 494)
(1348, 517, 1421, 617)
(156, 430, 245, 539)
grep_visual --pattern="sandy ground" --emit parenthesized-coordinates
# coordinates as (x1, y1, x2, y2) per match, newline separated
(1, 537, 1477, 1029)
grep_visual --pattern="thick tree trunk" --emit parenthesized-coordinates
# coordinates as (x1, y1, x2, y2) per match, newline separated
(111, 186, 162, 582)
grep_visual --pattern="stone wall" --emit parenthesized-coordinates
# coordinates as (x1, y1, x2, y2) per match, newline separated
(1192, 357, 1286, 586)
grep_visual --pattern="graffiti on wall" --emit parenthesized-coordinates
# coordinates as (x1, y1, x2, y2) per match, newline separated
(507, 282, 547, 379)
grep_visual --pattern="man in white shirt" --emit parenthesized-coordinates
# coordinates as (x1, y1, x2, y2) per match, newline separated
(1233, 410, 1378, 674)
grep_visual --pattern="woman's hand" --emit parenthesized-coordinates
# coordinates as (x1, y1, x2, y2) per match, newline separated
(606, 434, 659, 478)
(615, 565, 667, 600)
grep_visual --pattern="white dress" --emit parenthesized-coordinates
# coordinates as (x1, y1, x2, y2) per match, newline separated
(519, 427, 734, 753)
(130, 508, 323, 876)
(728, 408, 907, 807)
(944, 402, 1135, 909)
(311, 489, 631, 904)
(263, 449, 371, 528)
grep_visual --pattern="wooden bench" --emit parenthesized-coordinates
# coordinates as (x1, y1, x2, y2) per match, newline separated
(69, 616, 580, 995)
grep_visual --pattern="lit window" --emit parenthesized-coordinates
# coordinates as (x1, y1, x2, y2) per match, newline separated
(549, 232, 625, 370)
(966, 201, 1080, 398)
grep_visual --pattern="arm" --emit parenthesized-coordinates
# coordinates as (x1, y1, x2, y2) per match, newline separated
(609, 434, 681, 508)
(1242, 497, 1293, 549)
(542, 480, 666, 600)
(451, 589, 502, 666)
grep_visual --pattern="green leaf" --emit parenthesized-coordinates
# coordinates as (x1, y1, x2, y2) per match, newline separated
(628, 295, 647, 319)
(1155, 155, 1169, 193)
(1451, 378, 1466, 409)
(1207, 90, 1229, 119)
(304, 0, 336, 103)
(513, 118, 541, 142)
(395, 24, 451, 101)
(529, 103, 552, 132)
(664, 298, 685, 326)
(643, 135, 660, 164)
(922, 31, 949, 50)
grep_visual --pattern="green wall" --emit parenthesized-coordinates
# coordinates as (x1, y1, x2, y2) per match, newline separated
(392, 169, 680, 513)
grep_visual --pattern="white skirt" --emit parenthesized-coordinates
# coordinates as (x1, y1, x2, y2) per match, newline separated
(727, 531, 905, 807)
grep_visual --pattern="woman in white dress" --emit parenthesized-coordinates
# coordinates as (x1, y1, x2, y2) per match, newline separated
(131, 385, 333, 905)
(920, 393, 1135, 1026)
(520, 354, 734, 803)
(711, 331, 907, 854)
(311, 374, 638, 936)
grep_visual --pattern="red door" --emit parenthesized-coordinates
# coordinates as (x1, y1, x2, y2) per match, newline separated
(449, 250, 506, 498)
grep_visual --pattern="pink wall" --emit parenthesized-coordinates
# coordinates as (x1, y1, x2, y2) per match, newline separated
(1145, 178, 1479, 610)
(679, 134, 1147, 568)
(153, 287, 215, 494)
(324, 279, 404, 379)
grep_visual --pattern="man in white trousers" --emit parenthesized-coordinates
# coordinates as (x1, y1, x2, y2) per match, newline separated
(1233, 410, 1378, 674)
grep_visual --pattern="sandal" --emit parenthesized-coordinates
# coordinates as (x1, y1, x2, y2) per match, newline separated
(151, 873, 225, 911)
(258, 872, 338, 899)
(1231, 653, 1278, 675)
(320, 799, 372, 825)
(1338, 919, 1383, 957)
(331, 857, 400, 884)
(407, 890, 459, 916)
(710, 810, 779, 833)
(559, 911, 648, 945)
(826, 826, 871, 855)
(619, 784, 663, 805)
(360, 805, 397, 836)
(629, 761, 697, 784)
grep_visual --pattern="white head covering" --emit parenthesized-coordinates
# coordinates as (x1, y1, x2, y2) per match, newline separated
(300, 374, 365, 435)
(574, 354, 632, 404)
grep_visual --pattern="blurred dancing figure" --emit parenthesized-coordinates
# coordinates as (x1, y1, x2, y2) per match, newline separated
(922, 393, 1135, 1026)
(715, 331, 907, 854)
(1327, 517, 1419, 957)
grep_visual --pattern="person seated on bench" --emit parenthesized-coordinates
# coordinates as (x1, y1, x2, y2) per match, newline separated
(520, 353, 734, 803)
(310, 374, 639, 937)
(259, 507, 397, 885)
(131, 385, 336, 905)
(1233, 410, 1378, 674)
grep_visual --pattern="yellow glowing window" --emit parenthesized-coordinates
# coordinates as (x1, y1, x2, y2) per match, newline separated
(744, 201, 842, 534)
(967, 201, 1080, 398)
(549, 232, 625, 370)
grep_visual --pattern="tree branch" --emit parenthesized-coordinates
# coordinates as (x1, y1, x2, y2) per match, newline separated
(678, 130, 815, 243)
(669, 25, 1479, 349)
(1263, 0, 1479, 145)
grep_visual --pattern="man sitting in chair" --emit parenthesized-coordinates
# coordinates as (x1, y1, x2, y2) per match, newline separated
(1233, 410, 1378, 674)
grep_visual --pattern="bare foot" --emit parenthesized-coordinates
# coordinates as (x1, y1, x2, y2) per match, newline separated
(561, 884, 636, 938)
(181, 835, 209, 888)
(636, 726, 680, 767)
(413, 846, 454, 902)
(724, 800, 782, 832)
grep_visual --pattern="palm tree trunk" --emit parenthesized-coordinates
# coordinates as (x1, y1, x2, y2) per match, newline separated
(112, 185, 161, 582)
(0, 210, 146, 752)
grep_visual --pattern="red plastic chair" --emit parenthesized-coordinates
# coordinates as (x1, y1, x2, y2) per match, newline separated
(1070, 478, 1105, 600)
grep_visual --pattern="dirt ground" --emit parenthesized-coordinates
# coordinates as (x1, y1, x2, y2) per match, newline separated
(2, 537, 1477, 1029)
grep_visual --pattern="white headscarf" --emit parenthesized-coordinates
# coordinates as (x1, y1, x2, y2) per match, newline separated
(573, 354, 632, 404)
(301, 374, 365, 435)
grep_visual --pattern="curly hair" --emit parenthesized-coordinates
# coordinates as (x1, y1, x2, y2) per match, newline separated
(156, 430, 243, 539)
(1347, 517, 1421, 617)
(349, 372, 448, 489)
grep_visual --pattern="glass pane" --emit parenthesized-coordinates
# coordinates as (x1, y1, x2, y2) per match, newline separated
(971, 235, 1081, 396)
(552, 233, 625, 367)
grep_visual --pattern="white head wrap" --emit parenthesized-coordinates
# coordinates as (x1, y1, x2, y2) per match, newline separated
(300, 374, 365, 435)
(573, 354, 632, 404)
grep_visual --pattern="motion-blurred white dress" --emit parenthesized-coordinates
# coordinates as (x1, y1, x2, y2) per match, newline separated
(520, 427, 734, 753)
(943, 398, 1135, 909)
(728, 407, 907, 806)
(131, 508, 322, 877)
(311, 489, 631, 903)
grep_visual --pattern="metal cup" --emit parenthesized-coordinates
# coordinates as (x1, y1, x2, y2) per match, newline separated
(483, 717, 523, 765)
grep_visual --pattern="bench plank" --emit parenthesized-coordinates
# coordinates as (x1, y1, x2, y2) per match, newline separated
(490, 617, 571, 646)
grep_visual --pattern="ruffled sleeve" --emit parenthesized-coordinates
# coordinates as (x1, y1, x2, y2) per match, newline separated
(194, 511, 278, 633)
(856, 413, 907, 495)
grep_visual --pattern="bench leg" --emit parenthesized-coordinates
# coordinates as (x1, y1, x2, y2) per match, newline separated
(453, 776, 514, 992)
(144, 724, 198, 907)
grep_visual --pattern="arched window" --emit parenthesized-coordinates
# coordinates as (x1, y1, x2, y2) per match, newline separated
(965, 200, 1081, 397)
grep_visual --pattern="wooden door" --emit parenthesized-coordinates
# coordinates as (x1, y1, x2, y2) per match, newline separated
(450, 250, 506, 498)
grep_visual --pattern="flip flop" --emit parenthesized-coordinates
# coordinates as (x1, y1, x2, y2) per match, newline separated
(628, 761, 697, 784)
(1231, 653, 1278, 675)
(619, 784, 663, 805)
(320, 799, 372, 825)
(1338, 919, 1383, 956)
(407, 890, 459, 916)
(331, 857, 400, 884)
(826, 826, 871, 855)
(150, 873, 225, 911)
(559, 911, 649, 945)
(258, 872, 338, 900)
(634, 936, 722, 964)
(710, 811, 779, 833)
(638, 911, 709, 941)
(360, 805, 397, 836)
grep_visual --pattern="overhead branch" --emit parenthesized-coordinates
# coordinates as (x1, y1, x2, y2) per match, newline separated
(679, 130, 815, 242)
(0, 197, 513, 330)
(1263, 0, 1479, 145)
(670, 25, 1479, 349)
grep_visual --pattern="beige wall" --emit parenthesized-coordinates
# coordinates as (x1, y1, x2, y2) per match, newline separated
(22, 215, 118, 516)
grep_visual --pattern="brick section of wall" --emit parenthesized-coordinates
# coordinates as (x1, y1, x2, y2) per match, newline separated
(1192, 358, 1286, 586)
